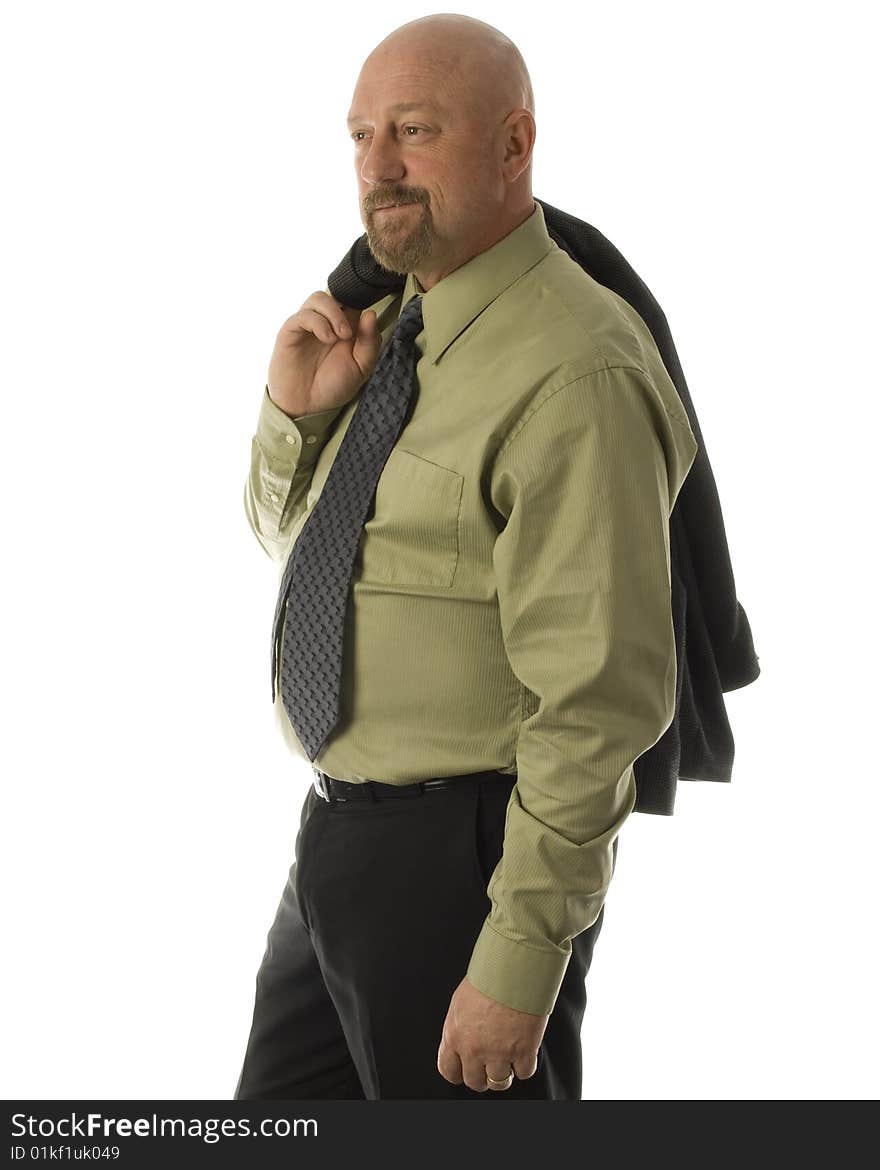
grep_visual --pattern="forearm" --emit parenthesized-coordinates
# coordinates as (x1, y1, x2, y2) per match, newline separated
(244, 385, 345, 562)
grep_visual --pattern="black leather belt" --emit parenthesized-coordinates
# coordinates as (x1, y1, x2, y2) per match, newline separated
(312, 767, 516, 803)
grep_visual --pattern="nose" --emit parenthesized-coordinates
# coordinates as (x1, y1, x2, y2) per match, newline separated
(359, 130, 406, 188)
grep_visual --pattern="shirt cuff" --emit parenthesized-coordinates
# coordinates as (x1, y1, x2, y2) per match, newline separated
(465, 919, 571, 1017)
(256, 385, 345, 468)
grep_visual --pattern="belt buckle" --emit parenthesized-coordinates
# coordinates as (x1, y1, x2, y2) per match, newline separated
(312, 768, 331, 802)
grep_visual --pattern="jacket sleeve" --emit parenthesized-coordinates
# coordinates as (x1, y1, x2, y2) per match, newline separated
(244, 386, 345, 563)
(465, 364, 699, 1016)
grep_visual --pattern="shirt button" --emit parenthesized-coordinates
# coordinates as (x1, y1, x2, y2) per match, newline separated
(305, 435, 318, 445)
(268, 492, 279, 503)
(284, 433, 297, 445)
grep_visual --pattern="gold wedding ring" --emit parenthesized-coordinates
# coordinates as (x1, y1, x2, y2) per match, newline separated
(486, 1066, 515, 1090)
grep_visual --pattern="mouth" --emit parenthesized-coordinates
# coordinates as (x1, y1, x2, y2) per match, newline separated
(373, 202, 417, 213)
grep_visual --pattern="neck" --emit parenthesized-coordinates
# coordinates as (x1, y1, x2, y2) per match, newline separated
(414, 199, 536, 291)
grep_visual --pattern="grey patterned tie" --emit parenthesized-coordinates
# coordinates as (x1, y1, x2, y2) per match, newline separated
(270, 293, 424, 760)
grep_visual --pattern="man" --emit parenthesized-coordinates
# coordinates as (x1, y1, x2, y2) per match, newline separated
(235, 13, 699, 1100)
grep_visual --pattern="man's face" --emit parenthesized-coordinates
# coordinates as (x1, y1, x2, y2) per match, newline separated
(347, 53, 502, 280)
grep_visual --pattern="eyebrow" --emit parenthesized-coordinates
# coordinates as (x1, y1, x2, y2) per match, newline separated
(346, 102, 443, 127)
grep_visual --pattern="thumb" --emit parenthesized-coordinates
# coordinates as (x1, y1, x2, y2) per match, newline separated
(352, 309, 382, 377)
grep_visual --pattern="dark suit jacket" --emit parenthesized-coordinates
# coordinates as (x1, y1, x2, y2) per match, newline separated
(326, 197, 761, 815)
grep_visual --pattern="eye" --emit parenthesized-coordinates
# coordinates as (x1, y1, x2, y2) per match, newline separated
(350, 125, 426, 142)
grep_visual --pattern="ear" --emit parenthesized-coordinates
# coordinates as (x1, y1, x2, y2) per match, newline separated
(501, 108, 536, 183)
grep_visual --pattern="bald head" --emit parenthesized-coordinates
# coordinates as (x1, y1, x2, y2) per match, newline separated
(348, 14, 537, 288)
(368, 14, 534, 125)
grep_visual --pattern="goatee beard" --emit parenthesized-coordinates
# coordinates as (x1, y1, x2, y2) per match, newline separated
(365, 201, 434, 275)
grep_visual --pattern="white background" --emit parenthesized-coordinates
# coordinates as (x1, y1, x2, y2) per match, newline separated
(2, 0, 877, 1100)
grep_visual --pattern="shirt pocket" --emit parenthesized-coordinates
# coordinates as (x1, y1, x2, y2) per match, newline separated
(357, 447, 463, 589)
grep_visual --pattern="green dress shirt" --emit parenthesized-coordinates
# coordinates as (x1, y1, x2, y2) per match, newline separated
(244, 200, 699, 1016)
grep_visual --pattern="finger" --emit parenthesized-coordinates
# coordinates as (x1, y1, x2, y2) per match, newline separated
(461, 1058, 489, 1093)
(485, 1063, 515, 1091)
(303, 291, 353, 339)
(341, 304, 363, 332)
(512, 1051, 538, 1080)
(292, 308, 344, 346)
(436, 1038, 463, 1086)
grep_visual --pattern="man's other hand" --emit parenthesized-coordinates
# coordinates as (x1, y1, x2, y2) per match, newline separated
(436, 976, 549, 1092)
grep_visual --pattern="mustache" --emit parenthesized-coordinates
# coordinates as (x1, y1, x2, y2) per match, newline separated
(365, 189, 428, 213)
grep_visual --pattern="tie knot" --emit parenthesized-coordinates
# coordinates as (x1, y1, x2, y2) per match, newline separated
(393, 294, 424, 345)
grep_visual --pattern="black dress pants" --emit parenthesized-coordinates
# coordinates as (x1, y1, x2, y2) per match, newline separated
(234, 770, 613, 1100)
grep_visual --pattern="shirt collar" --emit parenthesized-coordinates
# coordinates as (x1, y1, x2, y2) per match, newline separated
(401, 200, 555, 365)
